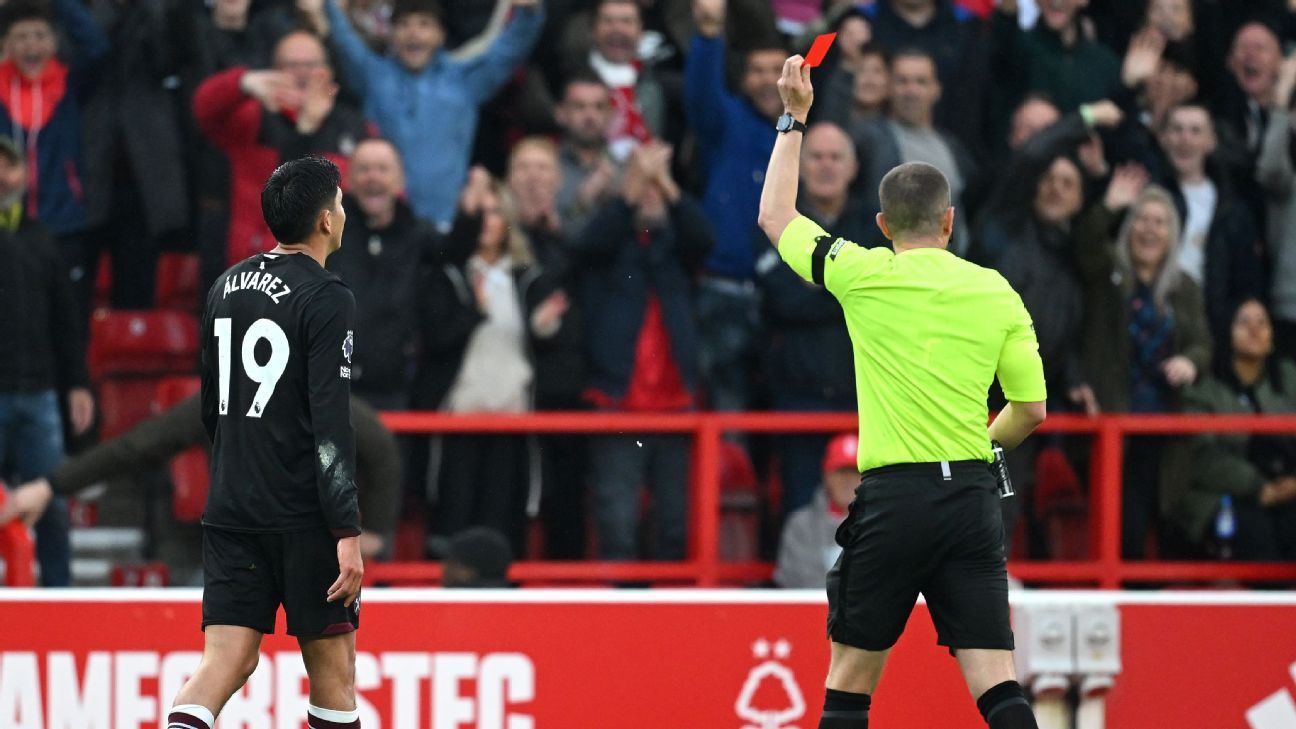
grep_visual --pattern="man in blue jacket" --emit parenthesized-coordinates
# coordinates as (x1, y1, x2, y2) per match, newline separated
(0, 0, 110, 316)
(324, 0, 544, 230)
(685, 0, 785, 414)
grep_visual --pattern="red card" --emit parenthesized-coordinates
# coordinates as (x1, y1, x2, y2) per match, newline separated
(804, 32, 837, 68)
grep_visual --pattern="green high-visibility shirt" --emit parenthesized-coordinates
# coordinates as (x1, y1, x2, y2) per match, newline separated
(777, 216, 1047, 472)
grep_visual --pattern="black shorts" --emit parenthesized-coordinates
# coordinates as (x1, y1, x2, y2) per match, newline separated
(826, 461, 1012, 653)
(202, 525, 360, 637)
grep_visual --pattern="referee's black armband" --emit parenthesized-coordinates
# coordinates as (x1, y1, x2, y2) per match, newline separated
(811, 235, 835, 286)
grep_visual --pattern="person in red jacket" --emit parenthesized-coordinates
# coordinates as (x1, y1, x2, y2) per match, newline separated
(192, 30, 369, 269)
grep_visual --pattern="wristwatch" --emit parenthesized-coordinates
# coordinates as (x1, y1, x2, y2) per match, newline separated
(776, 112, 807, 134)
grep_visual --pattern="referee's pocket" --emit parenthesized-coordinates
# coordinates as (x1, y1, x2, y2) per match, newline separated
(834, 492, 864, 547)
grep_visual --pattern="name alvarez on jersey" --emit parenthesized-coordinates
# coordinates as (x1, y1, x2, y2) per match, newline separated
(200, 252, 361, 537)
(223, 269, 292, 304)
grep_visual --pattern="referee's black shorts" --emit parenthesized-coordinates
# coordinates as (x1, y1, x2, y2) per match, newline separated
(826, 460, 1013, 653)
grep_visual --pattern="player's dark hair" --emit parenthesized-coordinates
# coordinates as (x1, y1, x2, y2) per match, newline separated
(878, 162, 950, 239)
(0, 0, 54, 38)
(261, 156, 341, 246)
(392, 0, 443, 25)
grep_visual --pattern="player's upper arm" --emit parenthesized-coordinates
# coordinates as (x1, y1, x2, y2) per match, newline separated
(776, 215, 884, 298)
(303, 283, 357, 383)
(996, 286, 1048, 403)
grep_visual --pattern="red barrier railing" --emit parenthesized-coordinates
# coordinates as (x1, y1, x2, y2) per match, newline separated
(370, 412, 1296, 589)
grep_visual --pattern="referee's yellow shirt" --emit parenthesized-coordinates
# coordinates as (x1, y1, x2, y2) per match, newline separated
(778, 216, 1047, 472)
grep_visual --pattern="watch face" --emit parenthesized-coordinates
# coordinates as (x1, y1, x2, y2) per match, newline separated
(776, 114, 792, 132)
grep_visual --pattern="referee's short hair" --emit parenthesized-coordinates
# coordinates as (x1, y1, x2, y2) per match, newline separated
(878, 162, 951, 238)
(261, 156, 341, 246)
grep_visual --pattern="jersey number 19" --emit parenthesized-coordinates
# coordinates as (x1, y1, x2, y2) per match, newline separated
(214, 318, 290, 418)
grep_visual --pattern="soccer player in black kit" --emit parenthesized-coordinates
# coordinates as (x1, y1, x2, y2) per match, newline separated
(167, 157, 364, 729)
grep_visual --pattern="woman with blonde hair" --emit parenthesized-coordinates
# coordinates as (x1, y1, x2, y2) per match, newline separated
(412, 167, 569, 558)
(1077, 166, 1212, 558)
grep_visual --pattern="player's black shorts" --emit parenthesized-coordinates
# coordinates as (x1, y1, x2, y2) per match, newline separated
(826, 460, 1012, 653)
(202, 525, 360, 637)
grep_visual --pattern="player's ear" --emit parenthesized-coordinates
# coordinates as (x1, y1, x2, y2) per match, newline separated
(943, 207, 955, 237)
(318, 207, 332, 237)
(875, 212, 892, 241)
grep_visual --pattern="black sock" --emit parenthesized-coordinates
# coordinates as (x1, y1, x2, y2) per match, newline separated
(818, 687, 870, 728)
(976, 681, 1038, 729)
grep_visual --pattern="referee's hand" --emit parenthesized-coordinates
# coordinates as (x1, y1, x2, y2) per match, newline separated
(328, 536, 364, 607)
(777, 55, 814, 117)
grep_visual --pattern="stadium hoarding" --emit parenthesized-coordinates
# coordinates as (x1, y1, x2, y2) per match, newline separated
(0, 590, 1294, 728)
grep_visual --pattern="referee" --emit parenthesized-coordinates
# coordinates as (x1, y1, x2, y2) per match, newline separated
(758, 57, 1048, 729)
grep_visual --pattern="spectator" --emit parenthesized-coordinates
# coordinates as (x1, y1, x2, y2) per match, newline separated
(1077, 179, 1212, 557)
(774, 433, 859, 589)
(573, 142, 713, 561)
(443, 526, 513, 587)
(324, 0, 544, 228)
(0, 137, 94, 587)
(794, 123, 874, 244)
(1216, 19, 1283, 219)
(1257, 53, 1296, 360)
(0, 0, 110, 316)
(182, 0, 281, 72)
(1091, 0, 1229, 103)
(755, 123, 866, 518)
(1111, 27, 1201, 178)
(81, 0, 191, 311)
(554, 73, 622, 234)
(852, 48, 978, 254)
(971, 101, 1122, 552)
(553, 0, 701, 80)
(193, 30, 370, 266)
(1168, 298, 1296, 560)
(974, 104, 1115, 411)
(818, 42, 891, 133)
(1156, 102, 1265, 343)
(1007, 94, 1060, 151)
(178, 0, 283, 292)
(1221, 20, 1283, 159)
(685, 0, 783, 413)
(413, 173, 565, 557)
(991, 0, 1121, 150)
(811, 13, 874, 120)
(860, 0, 988, 153)
(0, 394, 400, 572)
(576, 0, 674, 161)
(327, 137, 438, 410)
(505, 137, 589, 559)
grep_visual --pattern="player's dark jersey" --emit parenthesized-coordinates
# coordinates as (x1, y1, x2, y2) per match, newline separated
(199, 251, 361, 537)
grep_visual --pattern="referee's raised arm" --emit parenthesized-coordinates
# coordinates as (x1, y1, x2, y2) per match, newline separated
(757, 55, 812, 245)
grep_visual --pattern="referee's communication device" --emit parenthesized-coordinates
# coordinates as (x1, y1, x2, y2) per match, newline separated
(990, 441, 1014, 499)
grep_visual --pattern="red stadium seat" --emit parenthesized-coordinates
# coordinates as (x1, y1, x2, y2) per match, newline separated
(90, 313, 198, 438)
(97, 379, 163, 440)
(155, 376, 200, 409)
(170, 447, 209, 523)
(155, 253, 201, 312)
(88, 310, 198, 379)
(1034, 445, 1088, 559)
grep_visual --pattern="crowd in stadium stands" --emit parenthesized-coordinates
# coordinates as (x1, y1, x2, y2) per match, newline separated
(5, 0, 1296, 585)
